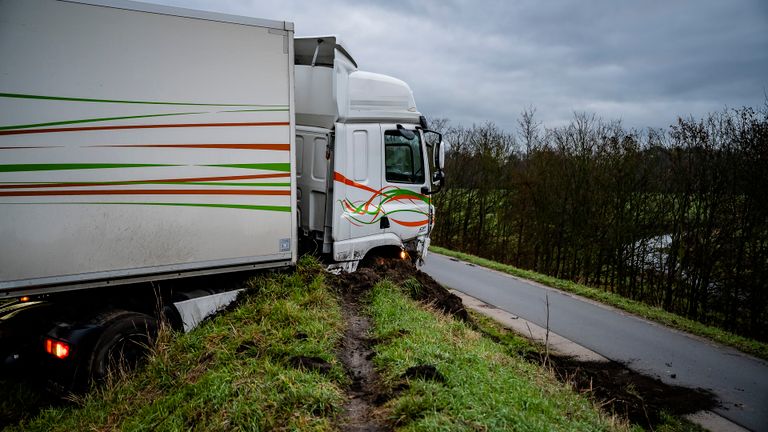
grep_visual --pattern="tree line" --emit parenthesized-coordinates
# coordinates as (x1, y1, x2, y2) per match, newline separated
(430, 106, 768, 340)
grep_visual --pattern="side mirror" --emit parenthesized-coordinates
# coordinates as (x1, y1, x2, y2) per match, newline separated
(422, 171, 444, 196)
(396, 124, 415, 140)
(421, 130, 445, 195)
(436, 140, 446, 171)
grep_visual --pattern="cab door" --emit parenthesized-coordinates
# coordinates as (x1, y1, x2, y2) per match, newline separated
(330, 123, 385, 261)
(378, 124, 431, 241)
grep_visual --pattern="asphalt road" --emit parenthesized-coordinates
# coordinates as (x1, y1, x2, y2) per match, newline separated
(422, 253, 768, 432)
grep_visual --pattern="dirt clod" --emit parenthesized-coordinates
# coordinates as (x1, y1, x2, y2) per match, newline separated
(403, 365, 446, 383)
(289, 356, 333, 375)
(546, 356, 717, 428)
(235, 342, 257, 354)
(365, 258, 470, 322)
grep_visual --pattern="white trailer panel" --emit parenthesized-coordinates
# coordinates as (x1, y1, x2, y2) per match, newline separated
(0, 0, 297, 294)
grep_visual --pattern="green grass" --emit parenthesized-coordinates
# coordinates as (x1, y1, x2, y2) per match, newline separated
(368, 279, 631, 431)
(7, 257, 347, 432)
(430, 246, 768, 361)
(467, 309, 541, 359)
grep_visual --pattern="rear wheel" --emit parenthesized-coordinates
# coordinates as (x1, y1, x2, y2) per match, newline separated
(86, 310, 158, 385)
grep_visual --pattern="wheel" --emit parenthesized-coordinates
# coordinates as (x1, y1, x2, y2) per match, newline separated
(86, 310, 158, 385)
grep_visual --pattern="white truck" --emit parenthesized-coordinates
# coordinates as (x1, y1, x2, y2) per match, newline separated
(0, 0, 444, 388)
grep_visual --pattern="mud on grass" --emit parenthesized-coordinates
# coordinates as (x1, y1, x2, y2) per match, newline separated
(354, 258, 469, 322)
(334, 269, 387, 432)
(331, 259, 472, 431)
(549, 356, 716, 429)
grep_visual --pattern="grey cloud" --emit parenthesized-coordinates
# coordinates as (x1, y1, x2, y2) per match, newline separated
(149, 0, 768, 131)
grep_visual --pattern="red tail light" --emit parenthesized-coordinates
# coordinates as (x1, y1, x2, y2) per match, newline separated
(44, 338, 70, 359)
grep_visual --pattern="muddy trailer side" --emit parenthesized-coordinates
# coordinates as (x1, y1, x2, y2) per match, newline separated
(0, 0, 296, 388)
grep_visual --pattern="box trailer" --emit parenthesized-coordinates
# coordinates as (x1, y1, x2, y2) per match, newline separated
(0, 0, 444, 388)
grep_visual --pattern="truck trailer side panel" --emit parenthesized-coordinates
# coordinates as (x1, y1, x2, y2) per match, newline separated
(0, 0, 297, 294)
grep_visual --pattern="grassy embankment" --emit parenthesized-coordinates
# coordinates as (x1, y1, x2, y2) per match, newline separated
(430, 246, 768, 361)
(5, 257, 635, 431)
(8, 259, 347, 431)
(368, 279, 627, 431)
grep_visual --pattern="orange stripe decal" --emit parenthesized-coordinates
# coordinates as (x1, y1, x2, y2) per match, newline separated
(0, 189, 290, 197)
(0, 122, 289, 136)
(390, 218, 429, 227)
(333, 171, 379, 194)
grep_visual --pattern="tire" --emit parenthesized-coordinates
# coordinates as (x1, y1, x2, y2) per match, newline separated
(86, 310, 158, 385)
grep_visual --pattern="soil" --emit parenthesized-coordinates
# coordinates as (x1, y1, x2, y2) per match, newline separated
(363, 258, 470, 322)
(402, 365, 446, 383)
(544, 355, 718, 428)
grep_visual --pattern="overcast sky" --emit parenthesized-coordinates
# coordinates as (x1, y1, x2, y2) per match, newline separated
(149, 0, 767, 132)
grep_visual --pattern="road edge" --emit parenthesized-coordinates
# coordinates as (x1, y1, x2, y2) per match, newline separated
(433, 252, 767, 367)
(451, 289, 608, 363)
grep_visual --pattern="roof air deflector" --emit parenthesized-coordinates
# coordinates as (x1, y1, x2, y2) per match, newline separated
(295, 36, 358, 68)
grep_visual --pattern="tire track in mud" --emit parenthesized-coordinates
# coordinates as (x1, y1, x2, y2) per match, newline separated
(336, 269, 386, 432)
(333, 259, 470, 431)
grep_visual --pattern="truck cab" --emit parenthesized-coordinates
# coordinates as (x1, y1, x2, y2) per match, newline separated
(294, 37, 445, 271)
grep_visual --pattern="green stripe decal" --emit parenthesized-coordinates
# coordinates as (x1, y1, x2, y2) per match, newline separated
(208, 163, 291, 172)
(3, 201, 291, 212)
(0, 164, 175, 172)
(0, 112, 207, 131)
(0, 92, 289, 108)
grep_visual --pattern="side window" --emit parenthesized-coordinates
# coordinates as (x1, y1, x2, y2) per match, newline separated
(385, 130, 424, 184)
